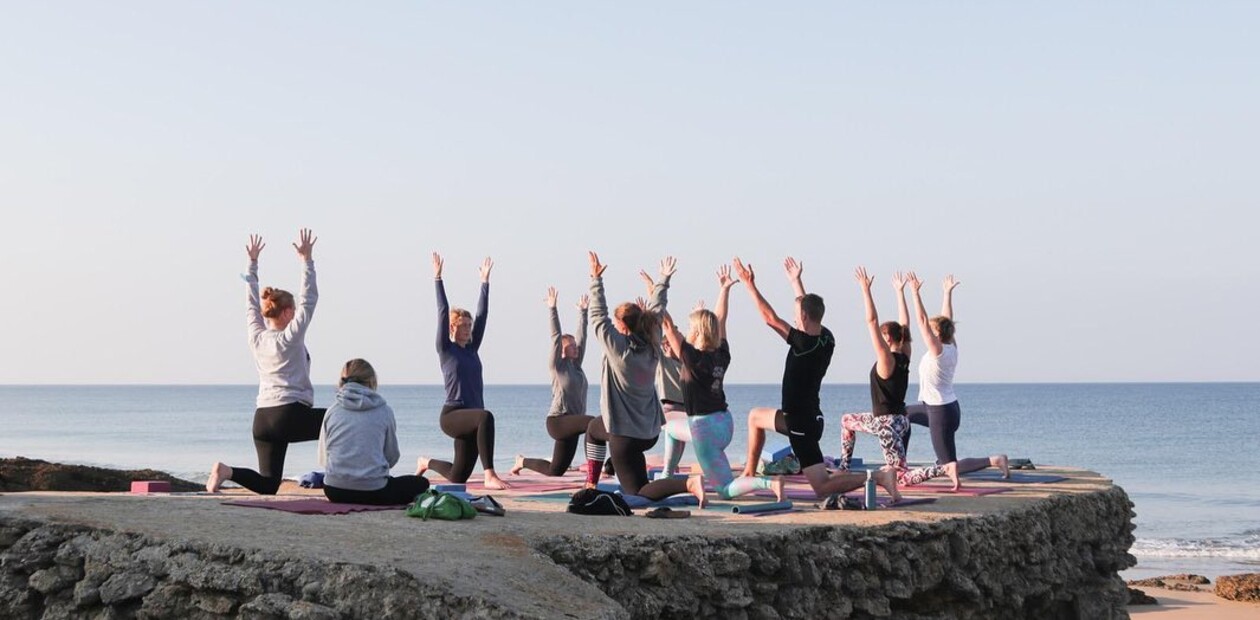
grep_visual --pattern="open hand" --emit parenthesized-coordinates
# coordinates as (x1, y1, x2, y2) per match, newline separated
(784, 257, 803, 281)
(432, 253, 444, 279)
(717, 264, 738, 290)
(854, 266, 874, 289)
(906, 272, 923, 292)
(479, 257, 494, 283)
(588, 251, 607, 278)
(659, 256, 678, 279)
(245, 235, 265, 262)
(639, 270, 655, 295)
(545, 286, 558, 308)
(292, 228, 317, 260)
(577, 294, 589, 310)
(943, 274, 961, 292)
(891, 271, 907, 291)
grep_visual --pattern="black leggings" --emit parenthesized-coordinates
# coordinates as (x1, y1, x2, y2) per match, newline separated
(429, 405, 497, 483)
(323, 475, 430, 506)
(905, 401, 961, 465)
(586, 420, 689, 500)
(231, 402, 326, 495)
(522, 414, 596, 476)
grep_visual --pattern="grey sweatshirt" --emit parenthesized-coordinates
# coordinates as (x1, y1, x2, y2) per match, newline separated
(548, 306, 588, 416)
(589, 275, 669, 440)
(246, 259, 318, 408)
(318, 383, 401, 491)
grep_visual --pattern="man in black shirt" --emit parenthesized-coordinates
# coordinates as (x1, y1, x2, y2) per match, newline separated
(733, 257, 900, 502)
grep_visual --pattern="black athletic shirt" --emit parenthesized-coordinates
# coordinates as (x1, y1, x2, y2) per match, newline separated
(870, 352, 911, 416)
(780, 327, 835, 417)
(679, 340, 731, 416)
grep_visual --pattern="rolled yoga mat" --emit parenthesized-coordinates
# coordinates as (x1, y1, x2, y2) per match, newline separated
(731, 501, 793, 514)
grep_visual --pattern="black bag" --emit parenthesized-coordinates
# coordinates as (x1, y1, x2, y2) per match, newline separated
(567, 488, 632, 516)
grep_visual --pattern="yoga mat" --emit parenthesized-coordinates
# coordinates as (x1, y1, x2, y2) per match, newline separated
(900, 485, 1012, 496)
(963, 471, 1067, 484)
(732, 501, 793, 514)
(222, 499, 404, 515)
(622, 494, 699, 509)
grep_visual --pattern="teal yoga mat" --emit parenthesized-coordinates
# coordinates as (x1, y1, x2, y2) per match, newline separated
(731, 501, 793, 514)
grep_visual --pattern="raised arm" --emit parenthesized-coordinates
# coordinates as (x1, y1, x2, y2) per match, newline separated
(281, 228, 319, 344)
(733, 257, 791, 340)
(647, 256, 675, 314)
(856, 267, 895, 379)
(434, 253, 450, 353)
(908, 272, 942, 356)
(892, 271, 912, 359)
(245, 235, 265, 345)
(715, 264, 738, 341)
(575, 294, 589, 364)
(942, 274, 960, 320)
(660, 311, 686, 365)
(546, 287, 563, 370)
(471, 257, 491, 351)
(783, 257, 806, 298)
(588, 251, 629, 356)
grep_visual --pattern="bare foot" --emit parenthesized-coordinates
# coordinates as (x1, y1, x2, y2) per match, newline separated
(206, 462, 231, 493)
(770, 476, 786, 502)
(484, 470, 512, 490)
(875, 469, 902, 505)
(946, 461, 960, 491)
(416, 456, 430, 476)
(993, 454, 1010, 479)
(686, 475, 707, 509)
(510, 455, 525, 476)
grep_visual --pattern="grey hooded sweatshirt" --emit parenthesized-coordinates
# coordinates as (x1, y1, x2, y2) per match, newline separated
(589, 274, 669, 440)
(318, 382, 400, 491)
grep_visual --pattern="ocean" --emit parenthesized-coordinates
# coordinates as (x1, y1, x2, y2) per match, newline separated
(2, 383, 1256, 579)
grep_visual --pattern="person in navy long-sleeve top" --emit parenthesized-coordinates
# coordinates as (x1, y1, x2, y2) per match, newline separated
(417, 253, 511, 489)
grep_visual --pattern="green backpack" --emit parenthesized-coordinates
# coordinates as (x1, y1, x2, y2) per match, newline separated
(406, 489, 477, 521)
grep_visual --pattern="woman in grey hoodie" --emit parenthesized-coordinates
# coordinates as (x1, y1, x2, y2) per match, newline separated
(319, 359, 429, 505)
(208, 229, 324, 495)
(583, 252, 706, 505)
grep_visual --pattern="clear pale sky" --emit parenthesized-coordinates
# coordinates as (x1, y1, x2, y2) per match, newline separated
(1, 2, 1256, 385)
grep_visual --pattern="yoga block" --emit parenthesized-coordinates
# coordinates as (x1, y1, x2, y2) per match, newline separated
(434, 484, 466, 493)
(130, 480, 170, 494)
(761, 443, 793, 463)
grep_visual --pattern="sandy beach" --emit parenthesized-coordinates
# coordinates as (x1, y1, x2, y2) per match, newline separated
(1129, 586, 1258, 618)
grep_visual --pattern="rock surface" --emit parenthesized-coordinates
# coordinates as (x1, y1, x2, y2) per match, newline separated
(0, 457, 201, 493)
(1215, 573, 1260, 602)
(1126, 587, 1158, 605)
(0, 468, 1136, 619)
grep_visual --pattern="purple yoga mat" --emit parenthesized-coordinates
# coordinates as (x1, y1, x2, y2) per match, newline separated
(222, 498, 405, 515)
(900, 485, 1012, 496)
(963, 471, 1068, 483)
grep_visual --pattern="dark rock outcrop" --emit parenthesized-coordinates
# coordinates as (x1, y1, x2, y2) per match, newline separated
(1215, 573, 1260, 602)
(1125, 587, 1158, 605)
(0, 457, 201, 493)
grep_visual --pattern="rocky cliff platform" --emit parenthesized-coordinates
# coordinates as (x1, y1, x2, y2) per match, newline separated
(0, 467, 1135, 619)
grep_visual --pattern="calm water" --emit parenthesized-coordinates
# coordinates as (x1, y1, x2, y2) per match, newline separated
(2, 383, 1256, 578)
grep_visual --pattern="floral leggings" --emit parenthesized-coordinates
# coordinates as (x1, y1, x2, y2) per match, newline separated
(840, 412, 946, 486)
(662, 410, 772, 499)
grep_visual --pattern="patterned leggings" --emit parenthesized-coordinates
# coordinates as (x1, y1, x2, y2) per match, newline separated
(840, 412, 945, 486)
(662, 411, 771, 499)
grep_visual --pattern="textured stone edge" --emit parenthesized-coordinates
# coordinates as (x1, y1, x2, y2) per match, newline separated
(532, 486, 1138, 620)
(0, 514, 549, 619)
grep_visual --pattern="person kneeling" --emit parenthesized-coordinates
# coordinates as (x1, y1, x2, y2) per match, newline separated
(320, 359, 429, 505)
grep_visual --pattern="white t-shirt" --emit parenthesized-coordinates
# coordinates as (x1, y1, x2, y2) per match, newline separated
(917, 343, 958, 406)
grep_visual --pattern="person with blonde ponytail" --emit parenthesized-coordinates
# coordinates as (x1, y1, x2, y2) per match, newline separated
(658, 265, 783, 501)
(207, 229, 324, 495)
(318, 359, 430, 505)
(417, 253, 511, 490)
(581, 252, 706, 505)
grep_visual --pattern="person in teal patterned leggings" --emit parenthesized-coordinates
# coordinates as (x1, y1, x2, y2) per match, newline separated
(659, 265, 784, 501)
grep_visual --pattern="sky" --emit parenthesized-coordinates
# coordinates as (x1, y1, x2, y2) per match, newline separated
(0, 2, 1256, 385)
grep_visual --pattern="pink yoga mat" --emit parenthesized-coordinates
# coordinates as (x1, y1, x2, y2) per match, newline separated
(222, 499, 404, 515)
(463, 480, 583, 494)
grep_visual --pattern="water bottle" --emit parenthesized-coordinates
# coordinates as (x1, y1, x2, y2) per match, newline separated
(864, 469, 877, 510)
